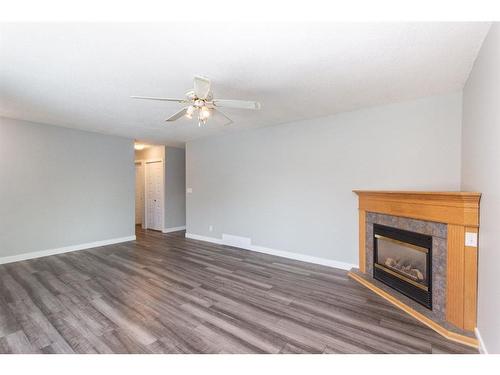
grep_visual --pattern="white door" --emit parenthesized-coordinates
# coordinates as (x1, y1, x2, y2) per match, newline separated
(145, 161, 163, 231)
(135, 163, 144, 225)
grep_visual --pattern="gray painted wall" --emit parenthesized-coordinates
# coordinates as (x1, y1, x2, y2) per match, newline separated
(165, 147, 186, 229)
(0, 117, 135, 258)
(461, 23, 499, 354)
(186, 92, 462, 265)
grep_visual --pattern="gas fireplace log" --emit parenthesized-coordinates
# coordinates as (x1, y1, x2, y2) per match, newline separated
(384, 257, 424, 281)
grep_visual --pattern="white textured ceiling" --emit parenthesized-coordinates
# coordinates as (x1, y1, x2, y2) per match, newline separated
(0, 22, 491, 147)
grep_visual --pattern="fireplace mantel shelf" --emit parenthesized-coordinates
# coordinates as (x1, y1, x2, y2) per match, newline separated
(351, 190, 481, 348)
(353, 190, 480, 195)
(353, 190, 481, 227)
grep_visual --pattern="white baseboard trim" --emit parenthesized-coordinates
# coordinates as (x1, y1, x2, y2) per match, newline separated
(185, 232, 357, 271)
(249, 244, 357, 270)
(185, 233, 223, 244)
(162, 226, 186, 233)
(475, 327, 489, 354)
(0, 235, 136, 265)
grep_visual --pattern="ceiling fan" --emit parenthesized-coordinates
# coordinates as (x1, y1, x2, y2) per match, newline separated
(131, 76, 261, 126)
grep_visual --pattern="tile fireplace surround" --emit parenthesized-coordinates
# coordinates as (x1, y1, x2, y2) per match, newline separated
(349, 191, 481, 349)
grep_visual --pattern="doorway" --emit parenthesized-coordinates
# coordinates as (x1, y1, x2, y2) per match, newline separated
(134, 143, 165, 232)
(135, 161, 144, 226)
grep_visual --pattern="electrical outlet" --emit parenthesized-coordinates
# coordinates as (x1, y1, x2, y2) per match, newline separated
(186, 187, 193, 194)
(208, 225, 213, 232)
(465, 232, 477, 247)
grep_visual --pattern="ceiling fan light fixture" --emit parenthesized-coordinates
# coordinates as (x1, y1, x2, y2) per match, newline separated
(199, 106, 210, 121)
(185, 105, 195, 119)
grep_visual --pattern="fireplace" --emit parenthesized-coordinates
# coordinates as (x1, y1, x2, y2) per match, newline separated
(373, 224, 432, 309)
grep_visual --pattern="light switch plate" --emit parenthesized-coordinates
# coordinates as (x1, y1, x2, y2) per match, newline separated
(186, 188, 193, 193)
(465, 232, 478, 247)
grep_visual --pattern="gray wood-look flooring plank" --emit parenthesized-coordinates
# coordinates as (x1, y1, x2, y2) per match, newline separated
(0, 227, 477, 354)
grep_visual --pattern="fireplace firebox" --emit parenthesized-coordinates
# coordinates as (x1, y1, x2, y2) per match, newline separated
(373, 224, 432, 309)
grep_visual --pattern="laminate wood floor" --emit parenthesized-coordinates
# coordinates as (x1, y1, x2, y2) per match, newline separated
(0, 228, 477, 354)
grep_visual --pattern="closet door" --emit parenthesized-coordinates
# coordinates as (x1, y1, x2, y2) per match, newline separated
(145, 161, 163, 231)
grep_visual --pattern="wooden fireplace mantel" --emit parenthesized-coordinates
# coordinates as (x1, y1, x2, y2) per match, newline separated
(353, 190, 481, 227)
(351, 190, 481, 343)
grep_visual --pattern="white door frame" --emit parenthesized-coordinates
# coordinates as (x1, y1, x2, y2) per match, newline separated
(137, 158, 165, 231)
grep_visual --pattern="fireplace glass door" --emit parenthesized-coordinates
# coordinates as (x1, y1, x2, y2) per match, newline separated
(373, 224, 432, 308)
(375, 235, 429, 289)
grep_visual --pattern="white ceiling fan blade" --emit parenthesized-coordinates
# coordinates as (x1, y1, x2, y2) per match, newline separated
(194, 76, 211, 100)
(213, 108, 233, 126)
(165, 107, 188, 122)
(212, 99, 261, 110)
(131, 96, 187, 103)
